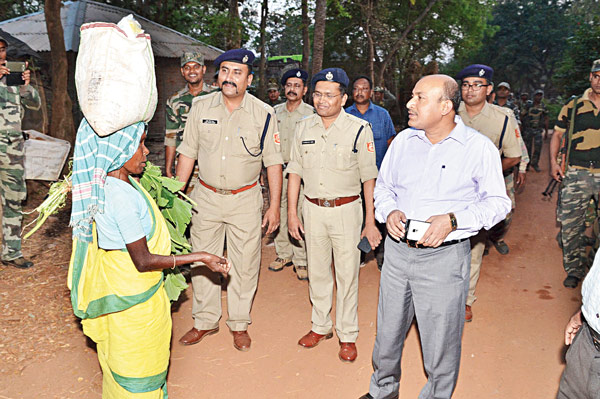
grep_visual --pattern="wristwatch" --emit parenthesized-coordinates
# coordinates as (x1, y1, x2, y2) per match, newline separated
(449, 212, 458, 231)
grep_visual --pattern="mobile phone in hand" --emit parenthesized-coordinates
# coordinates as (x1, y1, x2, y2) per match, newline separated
(405, 219, 431, 241)
(357, 236, 372, 253)
(5, 61, 26, 86)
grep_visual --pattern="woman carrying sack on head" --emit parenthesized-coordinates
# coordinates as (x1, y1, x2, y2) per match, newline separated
(68, 120, 230, 398)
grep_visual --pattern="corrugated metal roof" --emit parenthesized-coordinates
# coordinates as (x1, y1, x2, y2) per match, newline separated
(0, 0, 223, 59)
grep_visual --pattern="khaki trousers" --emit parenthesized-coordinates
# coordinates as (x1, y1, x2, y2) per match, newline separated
(467, 230, 486, 306)
(189, 184, 263, 331)
(303, 198, 363, 342)
(274, 176, 307, 266)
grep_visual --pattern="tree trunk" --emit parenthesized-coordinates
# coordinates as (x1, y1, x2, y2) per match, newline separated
(311, 0, 326, 75)
(44, 0, 75, 143)
(227, 0, 242, 49)
(376, 0, 439, 86)
(258, 0, 268, 101)
(301, 0, 310, 72)
(363, 0, 375, 84)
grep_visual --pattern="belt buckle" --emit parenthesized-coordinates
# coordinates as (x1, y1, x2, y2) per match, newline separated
(321, 199, 332, 207)
(216, 188, 232, 195)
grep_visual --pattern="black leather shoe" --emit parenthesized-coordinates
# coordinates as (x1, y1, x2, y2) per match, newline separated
(359, 394, 373, 399)
(2, 257, 33, 269)
(492, 240, 509, 255)
(563, 275, 580, 288)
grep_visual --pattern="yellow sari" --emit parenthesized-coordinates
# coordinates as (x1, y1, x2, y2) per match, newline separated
(68, 178, 172, 398)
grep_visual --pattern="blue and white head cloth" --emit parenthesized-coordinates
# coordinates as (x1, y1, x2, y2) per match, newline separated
(69, 118, 146, 242)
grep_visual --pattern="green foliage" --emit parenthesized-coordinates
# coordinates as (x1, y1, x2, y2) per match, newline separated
(542, 98, 562, 125)
(447, 0, 576, 96)
(553, 20, 600, 97)
(95, 0, 252, 48)
(140, 161, 196, 302)
(0, 0, 40, 22)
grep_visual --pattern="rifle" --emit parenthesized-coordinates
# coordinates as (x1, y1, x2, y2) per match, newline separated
(542, 179, 559, 199)
(543, 95, 580, 200)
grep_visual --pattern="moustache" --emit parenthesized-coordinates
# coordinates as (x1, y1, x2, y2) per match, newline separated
(222, 81, 237, 88)
(286, 91, 298, 96)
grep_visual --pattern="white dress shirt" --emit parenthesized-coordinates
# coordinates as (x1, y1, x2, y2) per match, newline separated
(582, 253, 600, 333)
(374, 116, 511, 241)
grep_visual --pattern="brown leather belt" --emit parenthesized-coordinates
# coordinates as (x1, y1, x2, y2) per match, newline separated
(199, 179, 258, 195)
(305, 195, 359, 208)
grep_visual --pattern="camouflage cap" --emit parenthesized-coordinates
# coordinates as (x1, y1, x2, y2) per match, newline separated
(497, 82, 511, 90)
(373, 86, 384, 92)
(534, 89, 544, 96)
(591, 59, 600, 73)
(180, 51, 204, 67)
(267, 82, 279, 92)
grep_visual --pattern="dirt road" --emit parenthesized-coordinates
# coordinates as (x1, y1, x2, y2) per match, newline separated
(0, 139, 583, 398)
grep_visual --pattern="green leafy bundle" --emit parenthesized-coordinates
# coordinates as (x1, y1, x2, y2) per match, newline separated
(22, 168, 72, 240)
(140, 161, 196, 301)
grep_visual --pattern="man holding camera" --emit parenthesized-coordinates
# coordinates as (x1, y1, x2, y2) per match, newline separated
(0, 35, 40, 269)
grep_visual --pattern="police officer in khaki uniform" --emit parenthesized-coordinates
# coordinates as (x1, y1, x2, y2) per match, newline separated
(269, 68, 314, 279)
(176, 49, 283, 351)
(456, 64, 521, 322)
(287, 68, 380, 363)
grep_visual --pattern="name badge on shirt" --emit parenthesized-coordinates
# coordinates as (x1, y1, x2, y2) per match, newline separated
(302, 140, 315, 145)
(202, 119, 218, 124)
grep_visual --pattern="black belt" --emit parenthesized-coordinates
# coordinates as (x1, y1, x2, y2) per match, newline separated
(570, 159, 600, 169)
(399, 236, 467, 249)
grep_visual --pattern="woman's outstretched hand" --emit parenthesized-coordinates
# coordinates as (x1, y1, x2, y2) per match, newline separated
(200, 253, 231, 276)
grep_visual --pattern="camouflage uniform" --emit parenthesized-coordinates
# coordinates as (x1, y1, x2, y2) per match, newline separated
(0, 77, 40, 261)
(165, 83, 213, 192)
(522, 102, 548, 168)
(494, 98, 521, 125)
(555, 89, 600, 278)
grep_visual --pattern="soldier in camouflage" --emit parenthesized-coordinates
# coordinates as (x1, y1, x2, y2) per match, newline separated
(165, 51, 214, 190)
(266, 82, 283, 106)
(0, 35, 40, 268)
(515, 92, 532, 120)
(550, 59, 600, 288)
(488, 82, 530, 255)
(522, 89, 548, 172)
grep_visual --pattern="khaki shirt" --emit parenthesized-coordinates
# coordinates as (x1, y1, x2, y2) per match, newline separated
(178, 91, 283, 190)
(287, 110, 379, 198)
(458, 101, 522, 158)
(274, 101, 315, 163)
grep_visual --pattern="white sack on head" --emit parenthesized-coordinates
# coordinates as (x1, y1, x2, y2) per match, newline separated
(75, 15, 157, 137)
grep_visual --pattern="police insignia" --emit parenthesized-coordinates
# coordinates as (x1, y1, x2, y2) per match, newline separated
(296, 71, 302, 77)
(478, 69, 485, 77)
(274, 132, 281, 144)
(326, 71, 333, 81)
(242, 55, 248, 63)
(367, 142, 375, 152)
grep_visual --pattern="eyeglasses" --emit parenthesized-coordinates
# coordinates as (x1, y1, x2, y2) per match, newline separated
(312, 92, 341, 100)
(461, 82, 490, 91)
